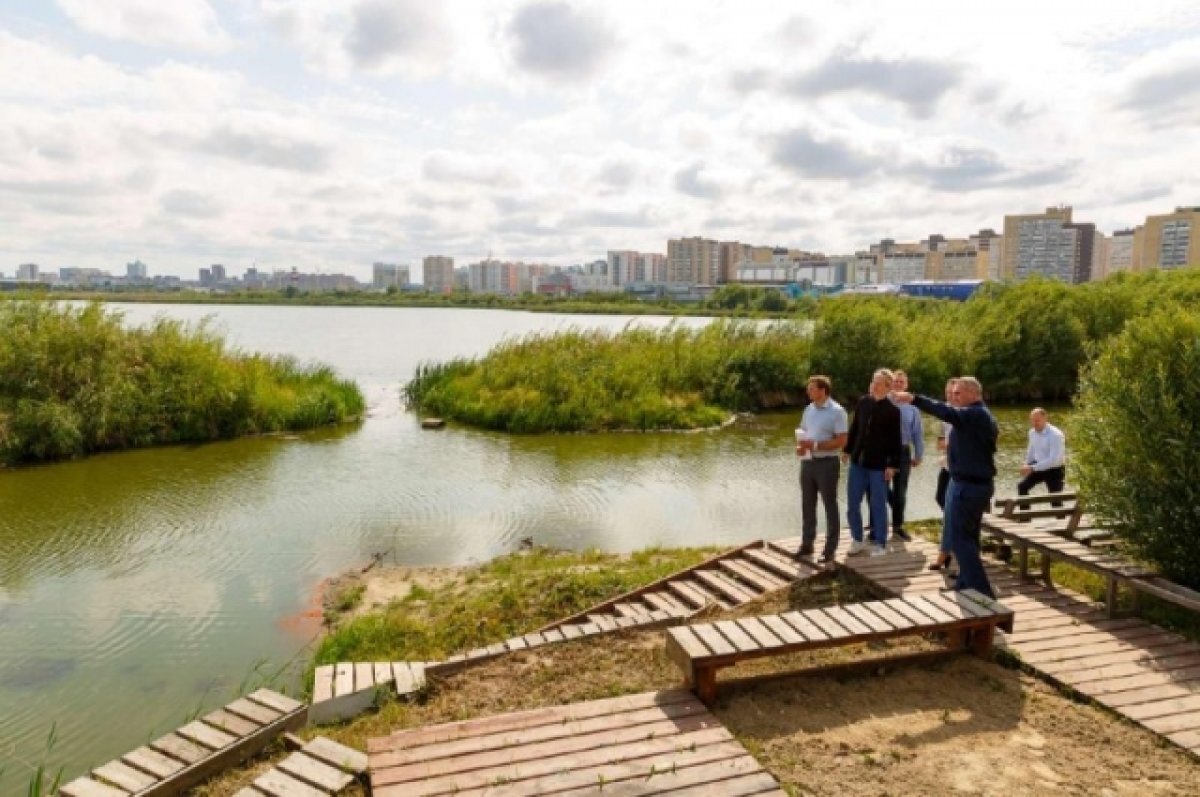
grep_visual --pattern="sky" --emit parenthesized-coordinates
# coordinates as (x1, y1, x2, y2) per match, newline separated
(1, 1, 1199, 282)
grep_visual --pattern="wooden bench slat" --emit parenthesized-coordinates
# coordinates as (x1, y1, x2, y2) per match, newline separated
(713, 620, 761, 654)
(735, 617, 785, 649)
(909, 595, 958, 624)
(671, 625, 715, 658)
(881, 597, 939, 626)
(692, 623, 738, 656)
(820, 606, 873, 637)
(867, 600, 918, 631)
(760, 614, 806, 645)
(842, 603, 895, 633)
(779, 610, 829, 642)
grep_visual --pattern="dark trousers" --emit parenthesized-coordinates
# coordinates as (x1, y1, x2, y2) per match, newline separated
(800, 457, 840, 556)
(945, 479, 995, 599)
(936, 468, 950, 509)
(886, 448, 913, 532)
(1018, 467, 1066, 506)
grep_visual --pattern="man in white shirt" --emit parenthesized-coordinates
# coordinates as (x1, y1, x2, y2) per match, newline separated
(1019, 408, 1067, 499)
(795, 375, 849, 564)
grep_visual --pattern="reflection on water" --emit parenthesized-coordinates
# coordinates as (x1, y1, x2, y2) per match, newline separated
(0, 303, 1058, 784)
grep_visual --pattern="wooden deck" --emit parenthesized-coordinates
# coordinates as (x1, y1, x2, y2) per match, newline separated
(802, 536, 1200, 757)
(366, 689, 787, 796)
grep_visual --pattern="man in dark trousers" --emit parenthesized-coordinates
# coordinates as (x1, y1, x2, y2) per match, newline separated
(893, 376, 998, 598)
(842, 369, 903, 556)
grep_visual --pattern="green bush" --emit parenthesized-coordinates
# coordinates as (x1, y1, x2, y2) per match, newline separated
(1071, 309, 1200, 588)
(0, 300, 365, 465)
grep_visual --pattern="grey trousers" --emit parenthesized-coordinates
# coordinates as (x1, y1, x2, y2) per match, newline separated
(800, 456, 841, 556)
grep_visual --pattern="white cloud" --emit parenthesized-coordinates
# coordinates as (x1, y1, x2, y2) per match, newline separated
(55, 0, 232, 53)
(1, 1, 1198, 276)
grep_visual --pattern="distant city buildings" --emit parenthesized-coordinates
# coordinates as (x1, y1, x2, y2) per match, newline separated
(423, 256, 455, 294)
(17, 263, 39, 281)
(126, 260, 148, 281)
(666, 237, 720, 285)
(372, 262, 410, 290)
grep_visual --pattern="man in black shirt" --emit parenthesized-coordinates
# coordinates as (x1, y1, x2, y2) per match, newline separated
(842, 369, 903, 556)
(893, 376, 998, 598)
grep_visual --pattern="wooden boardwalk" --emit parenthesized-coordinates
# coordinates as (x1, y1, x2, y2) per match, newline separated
(366, 689, 787, 796)
(312, 540, 822, 724)
(782, 536, 1200, 757)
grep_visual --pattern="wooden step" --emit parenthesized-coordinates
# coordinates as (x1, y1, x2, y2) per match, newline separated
(742, 547, 806, 580)
(642, 589, 692, 616)
(669, 578, 733, 610)
(719, 558, 789, 593)
(693, 569, 760, 605)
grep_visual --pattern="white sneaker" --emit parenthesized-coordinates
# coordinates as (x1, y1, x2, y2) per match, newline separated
(847, 540, 867, 556)
(870, 545, 889, 557)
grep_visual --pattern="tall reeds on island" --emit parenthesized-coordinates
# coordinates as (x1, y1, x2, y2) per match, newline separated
(404, 320, 813, 432)
(0, 300, 365, 466)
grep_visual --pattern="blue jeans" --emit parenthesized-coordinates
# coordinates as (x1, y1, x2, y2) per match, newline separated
(945, 479, 995, 598)
(847, 463, 888, 547)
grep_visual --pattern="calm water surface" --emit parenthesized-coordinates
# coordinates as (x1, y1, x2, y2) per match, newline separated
(0, 304, 1050, 780)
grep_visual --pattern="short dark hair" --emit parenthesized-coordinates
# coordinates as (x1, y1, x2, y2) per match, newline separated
(807, 375, 832, 394)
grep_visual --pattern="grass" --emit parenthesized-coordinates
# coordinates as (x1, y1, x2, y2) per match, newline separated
(312, 545, 722, 669)
(0, 300, 365, 465)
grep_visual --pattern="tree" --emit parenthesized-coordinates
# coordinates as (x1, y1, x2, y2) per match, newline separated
(1071, 309, 1200, 587)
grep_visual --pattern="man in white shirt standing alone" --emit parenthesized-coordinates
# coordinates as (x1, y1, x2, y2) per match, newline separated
(1019, 408, 1067, 498)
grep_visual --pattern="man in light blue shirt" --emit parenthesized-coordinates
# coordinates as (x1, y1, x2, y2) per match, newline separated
(795, 375, 848, 564)
(1019, 408, 1067, 500)
(887, 370, 925, 542)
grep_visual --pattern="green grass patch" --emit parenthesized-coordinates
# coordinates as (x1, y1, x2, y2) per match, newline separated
(0, 300, 364, 465)
(312, 546, 721, 668)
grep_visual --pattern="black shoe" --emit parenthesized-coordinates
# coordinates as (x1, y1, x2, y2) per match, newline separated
(797, 546, 814, 558)
(893, 528, 912, 542)
(927, 554, 953, 571)
(818, 552, 835, 565)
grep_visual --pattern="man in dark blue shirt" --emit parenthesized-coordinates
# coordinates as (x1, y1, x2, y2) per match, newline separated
(893, 376, 998, 598)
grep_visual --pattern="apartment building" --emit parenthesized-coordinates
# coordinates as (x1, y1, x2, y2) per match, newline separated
(1002, 206, 1095, 283)
(718, 242, 752, 283)
(423, 255, 455, 294)
(372, 262, 409, 289)
(666, 236, 720, 285)
(1141, 207, 1200, 270)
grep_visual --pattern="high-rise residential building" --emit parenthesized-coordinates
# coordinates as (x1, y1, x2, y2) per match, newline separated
(666, 236, 719, 285)
(372, 262, 409, 289)
(17, 263, 39, 281)
(423, 255, 455, 294)
(607, 250, 639, 286)
(1141, 207, 1200, 270)
(1102, 229, 1138, 278)
(1002, 206, 1095, 283)
(126, 260, 148, 280)
(718, 242, 752, 283)
(211, 264, 227, 283)
(198, 267, 212, 286)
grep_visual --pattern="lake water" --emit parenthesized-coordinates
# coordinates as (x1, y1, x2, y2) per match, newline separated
(0, 304, 1044, 782)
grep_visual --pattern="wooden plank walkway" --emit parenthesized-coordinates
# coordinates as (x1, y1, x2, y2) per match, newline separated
(366, 689, 787, 796)
(58, 689, 307, 797)
(796, 536, 1200, 758)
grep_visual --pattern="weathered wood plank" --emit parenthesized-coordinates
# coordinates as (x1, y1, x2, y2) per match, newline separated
(58, 778, 129, 797)
(202, 708, 260, 738)
(334, 662, 353, 698)
(121, 746, 184, 780)
(248, 689, 304, 714)
(149, 733, 208, 765)
(302, 736, 369, 774)
(93, 759, 157, 792)
(177, 720, 237, 751)
(253, 767, 327, 797)
(277, 751, 355, 792)
(312, 665, 334, 704)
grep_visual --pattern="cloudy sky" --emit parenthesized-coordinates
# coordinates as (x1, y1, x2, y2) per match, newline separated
(2, 1, 1199, 281)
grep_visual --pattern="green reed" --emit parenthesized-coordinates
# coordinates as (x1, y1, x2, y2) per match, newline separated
(0, 300, 365, 465)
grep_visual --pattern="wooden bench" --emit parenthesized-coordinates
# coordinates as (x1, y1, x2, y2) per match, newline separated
(996, 491, 1093, 535)
(981, 513, 1155, 617)
(58, 689, 306, 797)
(664, 591, 1014, 705)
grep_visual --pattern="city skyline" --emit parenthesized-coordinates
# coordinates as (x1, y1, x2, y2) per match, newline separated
(2, 1, 1199, 280)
